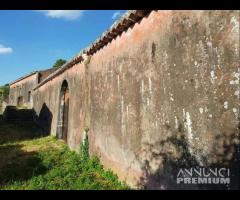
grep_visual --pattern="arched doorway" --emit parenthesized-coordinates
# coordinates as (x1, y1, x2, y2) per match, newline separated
(28, 91, 33, 108)
(57, 80, 69, 143)
(17, 96, 23, 107)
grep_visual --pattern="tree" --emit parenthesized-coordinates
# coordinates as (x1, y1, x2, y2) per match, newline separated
(52, 59, 67, 68)
(0, 84, 10, 102)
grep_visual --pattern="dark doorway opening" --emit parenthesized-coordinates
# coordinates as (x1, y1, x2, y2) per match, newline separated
(28, 91, 31, 102)
(28, 91, 33, 108)
(17, 96, 23, 107)
(57, 80, 69, 143)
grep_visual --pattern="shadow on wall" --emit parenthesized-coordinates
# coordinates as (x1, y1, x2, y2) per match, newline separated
(2, 104, 53, 137)
(3, 106, 35, 123)
(136, 127, 240, 190)
(36, 103, 53, 136)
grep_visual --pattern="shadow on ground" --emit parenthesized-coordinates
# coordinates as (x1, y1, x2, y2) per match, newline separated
(0, 144, 48, 187)
(0, 105, 51, 144)
(0, 120, 42, 145)
(0, 114, 48, 187)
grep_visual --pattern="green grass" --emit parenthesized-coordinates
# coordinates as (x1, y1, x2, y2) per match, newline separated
(0, 118, 129, 190)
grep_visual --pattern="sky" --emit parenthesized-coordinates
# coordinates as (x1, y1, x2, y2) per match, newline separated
(0, 10, 125, 85)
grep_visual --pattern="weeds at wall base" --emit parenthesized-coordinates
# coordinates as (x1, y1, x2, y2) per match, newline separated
(0, 121, 129, 190)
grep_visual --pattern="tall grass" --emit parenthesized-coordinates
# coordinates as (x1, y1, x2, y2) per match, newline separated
(0, 121, 129, 190)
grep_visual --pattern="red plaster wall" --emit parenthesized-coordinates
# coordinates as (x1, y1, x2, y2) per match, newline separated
(32, 10, 240, 189)
(9, 73, 38, 107)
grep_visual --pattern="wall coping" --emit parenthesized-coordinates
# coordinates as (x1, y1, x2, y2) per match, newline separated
(10, 71, 38, 86)
(33, 10, 152, 91)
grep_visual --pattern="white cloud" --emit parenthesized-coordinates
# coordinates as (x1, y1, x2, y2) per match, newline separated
(0, 44, 13, 54)
(112, 11, 122, 20)
(39, 10, 84, 20)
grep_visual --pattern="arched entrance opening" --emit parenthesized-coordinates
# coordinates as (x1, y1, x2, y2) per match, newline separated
(57, 80, 69, 143)
(28, 91, 33, 108)
(17, 96, 23, 107)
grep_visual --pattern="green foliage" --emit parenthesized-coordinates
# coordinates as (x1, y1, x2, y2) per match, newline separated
(52, 59, 67, 68)
(0, 84, 10, 102)
(0, 121, 129, 190)
(80, 128, 90, 161)
(3, 144, 129, 190)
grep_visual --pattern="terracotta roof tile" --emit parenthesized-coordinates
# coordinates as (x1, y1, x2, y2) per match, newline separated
(34, 10, 152, 90)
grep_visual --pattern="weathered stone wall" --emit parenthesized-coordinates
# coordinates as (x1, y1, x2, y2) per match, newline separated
(32, 10, 239, 189)
(9, 73, 38, 108)
(9, 68, 58, 109)
(38, 68, 58, 83)
(0, 101, 8, 114)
